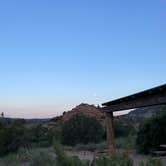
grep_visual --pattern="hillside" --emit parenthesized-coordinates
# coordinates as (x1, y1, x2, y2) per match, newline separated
(48, 103, 106, 130)
(117, 105, 166, 128)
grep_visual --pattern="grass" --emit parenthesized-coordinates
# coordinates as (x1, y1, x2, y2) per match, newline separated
(0, 142, 163, 166)
(64, 142, 107, 152)
(115, 135, 136, 150)
(0, 147, 56, 166)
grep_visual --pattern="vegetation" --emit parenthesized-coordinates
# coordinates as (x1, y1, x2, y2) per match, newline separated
(61, 114, 105, 146)
(136, 111, 166, 154)
(93, 153, 133, 166)
(139, 157, 162, 166)
(0, 107, 165, 165)
(63, 142, 107, 152)
(0, 119, 57, 156)
(54, 142, 89, 166)
(114, 118, 136, 138)
(0, 147, 55, 166)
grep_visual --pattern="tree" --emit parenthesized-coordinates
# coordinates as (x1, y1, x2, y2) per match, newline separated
(1, 112, 4, 118)
(136, 111, 166, 154)
(0, 119, 26, 156)
(61, 114, 105, 146)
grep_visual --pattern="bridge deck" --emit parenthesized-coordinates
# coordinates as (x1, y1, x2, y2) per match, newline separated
(102, 84, 166, 112)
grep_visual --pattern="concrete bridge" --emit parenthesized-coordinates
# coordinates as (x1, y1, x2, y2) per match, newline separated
(102, 84, 166, 156)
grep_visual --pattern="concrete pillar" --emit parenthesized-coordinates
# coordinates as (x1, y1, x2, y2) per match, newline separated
(106, 111, 115, 156)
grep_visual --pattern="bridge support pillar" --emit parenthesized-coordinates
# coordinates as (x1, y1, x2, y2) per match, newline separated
(106, 112, 115, 156)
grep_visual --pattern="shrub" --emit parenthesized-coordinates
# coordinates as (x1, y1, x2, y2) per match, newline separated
(0, 119, 57, 156)
(0, 119, 26, 156)
(114, 119, 136, 138)
(30, 151, 56, 166)
(136, 111, 166, 154)
(139, 157, 162, 166)
(54, 142, 89, 166)
(146, 157, 162, 166)
(93, 153, 133, 166)
(61, 114, 105, 146)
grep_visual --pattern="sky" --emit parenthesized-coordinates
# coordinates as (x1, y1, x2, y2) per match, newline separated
(0, 0, 166, 118)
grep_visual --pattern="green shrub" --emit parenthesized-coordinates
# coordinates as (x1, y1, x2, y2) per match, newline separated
(61, 114, 105, 146)
(146, 157, 162, 166)
(0, 119, 26, 156)
(114, 119, 136, 138)
(30, 151, 56, 166)
(54, 142, 89, 166)
(116, 135, 136, 150)
(139, 157, 162, 166)
(0, 147, 56, 166)
(136, 111, 166, 154)
(74, 142, 106, 151)
(94, 153, 133, 166)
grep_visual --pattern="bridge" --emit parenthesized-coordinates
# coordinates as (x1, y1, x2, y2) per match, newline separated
(102, 84, 166, 156)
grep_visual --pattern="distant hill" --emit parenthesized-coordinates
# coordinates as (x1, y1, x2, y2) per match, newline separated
(0, 117, 50, 123)
(117, 105, 166, 128)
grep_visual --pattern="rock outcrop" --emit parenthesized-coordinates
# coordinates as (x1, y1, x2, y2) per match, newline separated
(48, 103, 106, 130)
(62, 103, 105, 123)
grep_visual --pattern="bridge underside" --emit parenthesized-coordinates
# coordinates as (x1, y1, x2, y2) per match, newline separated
(102, 84, 166, 112)
(102, 84, 166, 156)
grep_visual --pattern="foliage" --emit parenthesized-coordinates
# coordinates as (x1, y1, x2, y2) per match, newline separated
(0, 147, 56, 166)
(115, 135, 136, 149)
(30, 151, 56, 166)
(136, 111, 166, 154)
(74, 142, 106, 151)
(93, 153, 133, 166)
(114, 118, 136, 138)
(146, 157, 162, 166)
(0, 119, 58, 156)
(54, 142, 89, 166)
(0, 119, 26, 156)
(61, 114, 105, 146)
(139, 157, 162, 166)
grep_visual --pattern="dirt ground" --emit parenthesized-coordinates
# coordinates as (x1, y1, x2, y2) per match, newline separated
(66, 150, 166, 166)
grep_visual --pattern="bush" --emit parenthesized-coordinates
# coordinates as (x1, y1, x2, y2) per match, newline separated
(30, 151, 56, 166)
(115, 135, 136, 149)
(61, 114, 105, 146)
(0, 147, 56, 166)
(0, 119, 57, 156)
(54, 142, 89, 166)
(0, 119, 26, 156)
(114, 119, 136, 138)
(93, 153, 133, 166)
(139, 157, 162, 166)
(136, 111, 166, 154)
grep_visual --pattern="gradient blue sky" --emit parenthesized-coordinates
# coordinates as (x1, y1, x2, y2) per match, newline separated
(0, 0, 166, 118)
